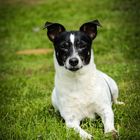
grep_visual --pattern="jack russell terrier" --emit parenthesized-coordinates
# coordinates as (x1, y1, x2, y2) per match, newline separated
(44, 20, 124, 140)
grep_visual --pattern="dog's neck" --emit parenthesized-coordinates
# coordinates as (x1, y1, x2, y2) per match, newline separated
(54, 49, 96, 79)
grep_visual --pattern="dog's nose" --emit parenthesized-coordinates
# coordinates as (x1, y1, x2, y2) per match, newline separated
(69, 57, 79, 66)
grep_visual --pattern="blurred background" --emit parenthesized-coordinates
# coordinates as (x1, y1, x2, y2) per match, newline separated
(0, 0, 139, 139)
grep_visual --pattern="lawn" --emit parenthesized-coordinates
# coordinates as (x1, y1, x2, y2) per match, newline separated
(0, 0, 140, 140)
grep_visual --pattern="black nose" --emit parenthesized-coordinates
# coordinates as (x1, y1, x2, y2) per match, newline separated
(69, 57, 79, 66)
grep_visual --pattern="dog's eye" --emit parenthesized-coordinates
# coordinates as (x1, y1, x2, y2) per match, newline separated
(78, 45, 87, 51)
(60, 42, 69, 52)
(81, 45, 87, 49)
(76, 41, 87, 50)
(64, 42, 70, 48)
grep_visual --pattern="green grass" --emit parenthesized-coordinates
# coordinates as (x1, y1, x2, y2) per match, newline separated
(0, 0, 140, 139)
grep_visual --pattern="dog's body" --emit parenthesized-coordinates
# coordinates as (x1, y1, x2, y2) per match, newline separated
(44, 20, 124, 139)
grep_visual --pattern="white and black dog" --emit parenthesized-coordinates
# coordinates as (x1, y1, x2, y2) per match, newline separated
(44, 20, 124, 140)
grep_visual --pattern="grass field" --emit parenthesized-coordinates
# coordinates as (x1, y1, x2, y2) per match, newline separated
(0, 0, 140, 139)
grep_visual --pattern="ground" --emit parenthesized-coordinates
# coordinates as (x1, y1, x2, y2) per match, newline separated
(0, 0, 140, 140)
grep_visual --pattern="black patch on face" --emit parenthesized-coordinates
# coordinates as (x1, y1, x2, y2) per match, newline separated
(53, 31, 92, 66)
(73, 32, 92, 65)
(53, 32, 72, 66)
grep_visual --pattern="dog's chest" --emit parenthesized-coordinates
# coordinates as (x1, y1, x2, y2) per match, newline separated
(55, 73, 97, 119)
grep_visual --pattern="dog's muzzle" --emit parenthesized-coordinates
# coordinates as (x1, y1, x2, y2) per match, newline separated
(65, 57, 83, 72)
(69, 57, 79, 67)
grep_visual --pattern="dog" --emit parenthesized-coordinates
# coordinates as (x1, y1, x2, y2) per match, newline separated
(44, 20, 124, 140)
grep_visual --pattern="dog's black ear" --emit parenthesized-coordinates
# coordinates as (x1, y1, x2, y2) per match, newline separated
(79, 20, 101, 40)
(44, 22, 65, 42)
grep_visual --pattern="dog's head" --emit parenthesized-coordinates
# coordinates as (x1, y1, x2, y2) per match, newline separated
(44, 20, 101, 72)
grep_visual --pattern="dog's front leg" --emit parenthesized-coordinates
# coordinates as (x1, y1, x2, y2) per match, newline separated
(99, 106, 118, 138)
(66, 120, 93, 140)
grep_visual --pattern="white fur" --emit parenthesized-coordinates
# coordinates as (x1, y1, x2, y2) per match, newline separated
(70, 33, 76, 55)
(70, 34, 75, 45)
(52, 50, 123, 139)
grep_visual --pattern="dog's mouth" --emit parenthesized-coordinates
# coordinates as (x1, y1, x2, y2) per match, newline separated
(65, 66, 83, 72)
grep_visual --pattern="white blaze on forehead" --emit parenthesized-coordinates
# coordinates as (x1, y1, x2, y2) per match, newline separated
(69, 33, 77, 56)
(70, 34, 75, 45)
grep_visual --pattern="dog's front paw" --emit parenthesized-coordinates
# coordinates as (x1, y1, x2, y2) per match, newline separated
(80, 130, 93, 140)
(105, 130, 119, 140)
